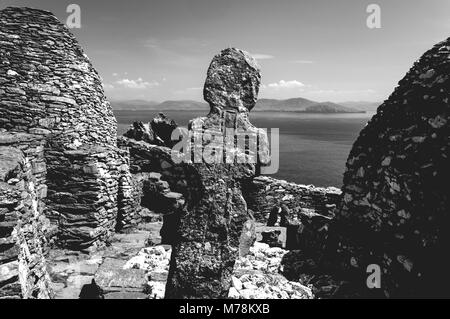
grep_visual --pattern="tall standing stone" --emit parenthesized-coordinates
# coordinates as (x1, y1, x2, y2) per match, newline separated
(165, 48, 270, 298)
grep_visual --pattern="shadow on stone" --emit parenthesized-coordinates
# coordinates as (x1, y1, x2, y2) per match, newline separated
(79, 279, 104, 299)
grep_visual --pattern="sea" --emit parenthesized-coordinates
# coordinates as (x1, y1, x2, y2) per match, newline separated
(114, 110, 374, 188)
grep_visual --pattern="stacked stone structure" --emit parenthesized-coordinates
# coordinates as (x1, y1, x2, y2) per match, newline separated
(243, 176, 341, 222)
(1, 6, 449, 299)
(0, 7, 116, 145)
(0, 133, 52, 298)
(329, 37, 450, 298)
(293, 37, 450, 298)
(0, 7, 137, 250)
(45, 145, 125, 249)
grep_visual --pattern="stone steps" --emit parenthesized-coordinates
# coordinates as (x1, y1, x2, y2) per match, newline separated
(48, 223, 157, 299)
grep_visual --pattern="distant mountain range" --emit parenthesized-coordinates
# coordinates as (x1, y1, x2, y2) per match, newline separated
(339, 101, 381, 112)
(112, 99, 207, 111)
(111, 98, 381, 113)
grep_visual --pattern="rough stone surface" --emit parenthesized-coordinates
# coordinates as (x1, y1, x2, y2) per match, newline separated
(243, 176, 341, 223)
(0, 7, 116, 145)
(123, 113, 178, 148)
(295, 37, 450, 298)
(124, 241, 313, 300)
(45, 145, 124, 249)
(47, 223, 153, 299)
(123, 245, 172, 299)
(124, 121, 160, 146)
(2, 5, 448, 300)
(123, 122, 162, 145)
(150, 113, 178, 147)
(204, 48, 261, 113)
(165, 48, 270, 299)
(0, 133, 53, 298)
(117, 137, 197, 246)
(0, 7, 136, 249)
(230, 242, 313, 299)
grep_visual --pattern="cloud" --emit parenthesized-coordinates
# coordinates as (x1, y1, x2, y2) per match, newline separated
(291, 60, 314, 64)
(252, 53, 275, 60)
(116, 78, 160, 89)
(264, 80, 305, 89)
(102, 83, 114, 91)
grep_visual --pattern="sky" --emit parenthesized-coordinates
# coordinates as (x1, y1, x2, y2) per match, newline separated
(1, 0, 450, 102)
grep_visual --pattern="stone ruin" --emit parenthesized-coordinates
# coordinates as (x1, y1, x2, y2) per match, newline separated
(284, 37, 450, 298)
(0, 6, 449, 299)
(124, 113, 178, 148)
(0, 133, 52, 298)
(0, 7, 138, 297)
(325, 38, 450, 298)
(0, 6, 144, 250)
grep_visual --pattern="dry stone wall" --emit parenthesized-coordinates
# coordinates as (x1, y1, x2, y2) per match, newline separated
(0, 133, 52, 298)
(2, 5, 447, 300)
(243, 176, 341, 222)
(116, 153, 142, 232)
(0, 7, 116, 145)
(45, 144, 126, 249)
(118, 136, 200, 207)
(0, 7, 136, 249)
(288, 37, 450, 298)
(328, 37, 450, 298)
(118, 136, 192, 246)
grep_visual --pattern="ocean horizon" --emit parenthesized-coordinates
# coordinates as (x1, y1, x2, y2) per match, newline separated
(115, 110, 374, 187)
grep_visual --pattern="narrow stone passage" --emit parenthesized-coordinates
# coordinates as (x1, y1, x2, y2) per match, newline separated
(47, 221, 162, 299)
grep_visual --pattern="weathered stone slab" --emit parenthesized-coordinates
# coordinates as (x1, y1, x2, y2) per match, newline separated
(165, 48, 270, 299)
(95, 257, 147, 292)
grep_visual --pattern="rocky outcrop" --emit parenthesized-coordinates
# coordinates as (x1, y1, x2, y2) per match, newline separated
(165, 48, 270, 299)
(123, 113, 178, 147)
(150, 113, 178, 147)
(124, 122, 161, 146)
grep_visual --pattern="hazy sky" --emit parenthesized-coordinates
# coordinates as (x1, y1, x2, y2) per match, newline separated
(2, 0, 450, 102)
